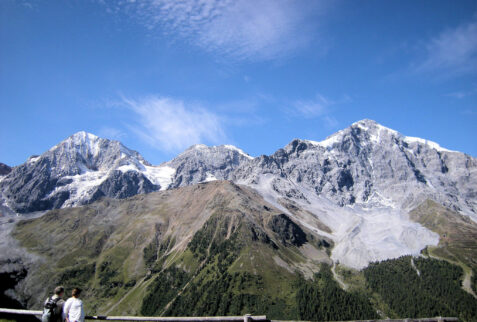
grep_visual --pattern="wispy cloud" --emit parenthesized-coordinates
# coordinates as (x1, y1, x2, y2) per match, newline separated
(98, 127, 126, 140)
(101, 0, 325, 61)
(414, 15, 477, 77)
(290, 93, 350, 127)
(292, 94, 334, 118)
(123, 96, 226, 152)
(445, 85, 477, 99)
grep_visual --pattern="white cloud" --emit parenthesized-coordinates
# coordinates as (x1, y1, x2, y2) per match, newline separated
(101, 0, 324, 61)
(98, 127, 126, 140)
(416, 16, 477, 76)
(292, 94, 334, 118)
(289, 93, 349, 128)
(292, 93, 350, 116)
(123, 96, 226, 152)
(322, 115, 338, 128)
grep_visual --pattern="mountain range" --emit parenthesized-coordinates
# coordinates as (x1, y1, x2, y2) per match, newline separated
(1, 119, 476, 268)
(1, 119, 476, 321)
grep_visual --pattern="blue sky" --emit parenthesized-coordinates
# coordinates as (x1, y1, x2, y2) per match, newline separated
(1, 0, 476, 166)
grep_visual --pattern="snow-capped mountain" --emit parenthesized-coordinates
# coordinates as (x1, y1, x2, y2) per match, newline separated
(233, 119, 476, 215)
(165, 143, 253, 188)
(232, 119, 477, 267)
(1, 120, 476, 269)
(0, 133, 255, 214)
(0, 132, 170, 213)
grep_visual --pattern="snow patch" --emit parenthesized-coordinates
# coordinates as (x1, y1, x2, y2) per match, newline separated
(48, 170, 109, 208)
(27, 156, 41, 164)
(308, 133, 342, 149)
(117, 164, 139, 173)
(202, 172, 218, 182)
(143, 165, 176, 190)
(404, 136, 453, 153)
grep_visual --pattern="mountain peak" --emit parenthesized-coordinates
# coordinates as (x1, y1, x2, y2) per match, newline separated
(47, 131, 102, 152)
(70, 130, 99, 139)
(186, 144, 209, 151)
(350, 120, 453, 152)
(305, 119, 453, 153)
(350, 119, 397, 134)
(182, 143, 253, 159)
(352, 118, 379, 126)
(67, 131, 101, 145)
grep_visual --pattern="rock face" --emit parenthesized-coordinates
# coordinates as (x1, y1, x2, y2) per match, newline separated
(0, 163, 11, 176)
(268, 213, 308, 247)
(1, 120, 476, 268)
(165, 144, 253, 188)
(0, 132, 160, 213)
(233, 119, 477, 217)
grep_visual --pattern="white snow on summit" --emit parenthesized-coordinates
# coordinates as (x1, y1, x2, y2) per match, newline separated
(403, 136, 453, 153)
(307, 119, 455, 153)
(223, 145, 254, 160)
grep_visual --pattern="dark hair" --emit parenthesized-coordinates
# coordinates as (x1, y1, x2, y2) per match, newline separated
(72, 288, 82, 297)
(54, 286, 64, 295)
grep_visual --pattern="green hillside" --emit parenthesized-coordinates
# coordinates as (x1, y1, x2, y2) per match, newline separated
(8, 183, 477, 321)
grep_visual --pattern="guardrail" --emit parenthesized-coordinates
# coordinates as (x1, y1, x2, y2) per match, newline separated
(0, 308, 459, 322)
(0, 308, 265, 321)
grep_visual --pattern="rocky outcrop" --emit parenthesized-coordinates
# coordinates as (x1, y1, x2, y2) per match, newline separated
(90, 170, 159, 203)
(0, 163, 11, 175)
(268, 213, 307, 247)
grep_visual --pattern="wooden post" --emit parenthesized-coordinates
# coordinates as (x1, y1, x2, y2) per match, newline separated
(244, 314, 251, 322)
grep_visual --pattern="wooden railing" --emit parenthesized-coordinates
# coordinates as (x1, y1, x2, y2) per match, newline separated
(0, 308, 459, 322)
(0, 308, 264, 321)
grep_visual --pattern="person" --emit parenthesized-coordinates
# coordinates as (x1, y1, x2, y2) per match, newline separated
(63, 288, 85, 322)
(41, 286, 65, 322)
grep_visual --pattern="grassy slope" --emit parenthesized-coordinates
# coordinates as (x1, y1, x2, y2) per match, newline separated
(142, 210, 375, 320)
(409, 199, 477, 295)
(140, 193, 330, 319)
(13, 187, 477, 321)
(12, 181, 332, 318)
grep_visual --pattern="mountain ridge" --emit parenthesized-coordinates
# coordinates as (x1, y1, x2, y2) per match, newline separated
(1, 119, 476, 269)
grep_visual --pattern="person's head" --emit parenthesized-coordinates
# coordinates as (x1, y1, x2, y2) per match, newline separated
(54, 286, 64, 298)
(71, 287, 81, 298)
